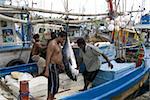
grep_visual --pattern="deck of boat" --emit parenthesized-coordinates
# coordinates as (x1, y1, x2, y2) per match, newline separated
(0, 73, 84, 100)
(56, 73, 84, 99)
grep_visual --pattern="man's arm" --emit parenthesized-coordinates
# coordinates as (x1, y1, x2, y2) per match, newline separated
(44, 42, 54, 77)
(36, 42, 47, 49)
(89, 44, 102, 56)
(101, 53, 113, 69)
(90, 45, 113, 69)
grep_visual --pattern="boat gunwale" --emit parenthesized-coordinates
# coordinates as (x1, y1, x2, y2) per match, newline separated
(62, 63, 149, 99)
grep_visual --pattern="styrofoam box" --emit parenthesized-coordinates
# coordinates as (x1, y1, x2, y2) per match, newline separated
(93, 60, 136, 86)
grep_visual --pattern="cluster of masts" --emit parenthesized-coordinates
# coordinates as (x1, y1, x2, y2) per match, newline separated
(0, 0, 144, 26)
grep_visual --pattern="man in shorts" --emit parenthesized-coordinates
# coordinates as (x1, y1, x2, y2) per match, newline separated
(44, 31, 66, 100)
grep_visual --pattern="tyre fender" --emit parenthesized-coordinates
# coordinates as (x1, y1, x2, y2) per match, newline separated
(6, 59, 25, 67)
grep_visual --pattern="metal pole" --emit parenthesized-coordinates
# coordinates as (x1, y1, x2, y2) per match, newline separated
(65, 0, 69, 33)
(21, 14, 25, 46)
(118, 30, 120, 58)
(27, 13, 32, 47)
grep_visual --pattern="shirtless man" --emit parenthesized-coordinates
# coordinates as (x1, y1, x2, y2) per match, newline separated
(31, 34, 41, 56)
(44, 31, 66, 100)
(30, 34, 47, 75)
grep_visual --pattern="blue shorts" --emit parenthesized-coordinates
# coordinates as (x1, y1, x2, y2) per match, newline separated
(48, 64, 59, 95)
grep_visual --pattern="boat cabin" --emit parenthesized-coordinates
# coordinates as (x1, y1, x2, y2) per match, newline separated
(33, 23, 64, 45)
(0, 17, 31, 68)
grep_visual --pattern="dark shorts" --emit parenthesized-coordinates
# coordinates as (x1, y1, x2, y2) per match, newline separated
(83, 69, 99, 82)
(48, 64, 59, 95)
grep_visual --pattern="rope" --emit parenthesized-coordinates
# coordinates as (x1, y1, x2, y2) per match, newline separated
(18, 92, 35, 100)
(18, 92, 29, 100)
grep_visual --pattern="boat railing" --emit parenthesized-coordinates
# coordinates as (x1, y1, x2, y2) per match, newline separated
(0, 41, 31, 47)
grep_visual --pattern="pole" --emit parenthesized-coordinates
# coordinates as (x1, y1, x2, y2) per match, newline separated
(27, 13, 32, 47)
(21, 14, 25, 46)
(106, 0, 114, 19)
(65, 0, 69, 33)
(51, 2, 53, 17)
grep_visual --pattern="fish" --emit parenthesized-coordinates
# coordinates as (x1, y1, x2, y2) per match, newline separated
(62, 36, 79, 81)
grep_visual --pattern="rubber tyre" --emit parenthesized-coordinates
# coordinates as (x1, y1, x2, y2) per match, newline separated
(6, 59, 25, 67)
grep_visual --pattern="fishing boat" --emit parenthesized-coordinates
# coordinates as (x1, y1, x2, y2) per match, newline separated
(0, 39, 149, 99)
(61, 13, 150, 100)
(0, 14, 32, 67)
(0, 0, 149, 99)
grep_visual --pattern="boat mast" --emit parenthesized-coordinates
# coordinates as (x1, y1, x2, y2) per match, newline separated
(106, 0, 114, 19)
(64, 0, 69, 32)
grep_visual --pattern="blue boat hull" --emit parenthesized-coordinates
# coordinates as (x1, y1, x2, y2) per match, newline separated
(0, 63, 38, 77)
(62, 64, 150, 100)
(0, 63, 149, 100)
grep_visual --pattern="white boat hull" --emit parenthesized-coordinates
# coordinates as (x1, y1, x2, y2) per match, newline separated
(0, 47, 31, 68)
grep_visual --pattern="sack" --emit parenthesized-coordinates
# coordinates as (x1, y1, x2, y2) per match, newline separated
(37, 57, 46, 68)
(31, 55, 40, 62)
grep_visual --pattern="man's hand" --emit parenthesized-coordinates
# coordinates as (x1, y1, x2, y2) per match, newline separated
(75, 66, 80, 70)
(60, 63, 65, 71)
(44, 70, 49, 78)
(108, 63, 113, 69)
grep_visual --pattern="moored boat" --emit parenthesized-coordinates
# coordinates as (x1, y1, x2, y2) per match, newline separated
(0, 1, 149, 99)
(0, 41, 149, 99)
